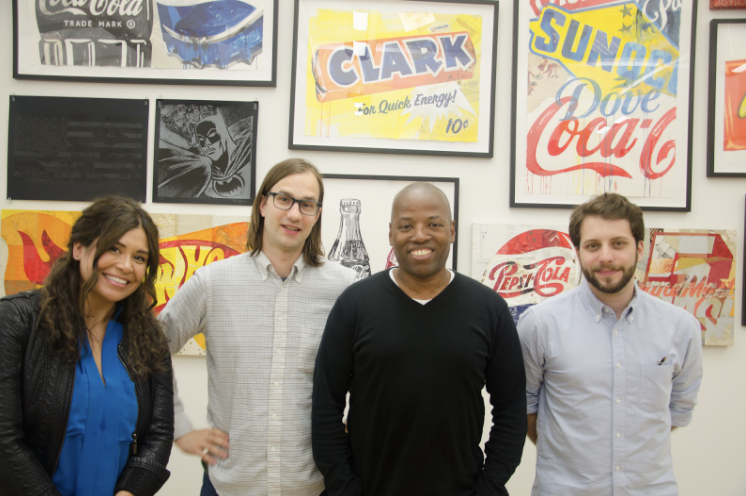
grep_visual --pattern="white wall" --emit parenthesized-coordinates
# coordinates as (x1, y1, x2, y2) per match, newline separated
(2, 1, 745, 494)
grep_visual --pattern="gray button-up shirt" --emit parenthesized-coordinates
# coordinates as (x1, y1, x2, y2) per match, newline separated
(161, 251, 356, 496)
(518, 279, 703, 496)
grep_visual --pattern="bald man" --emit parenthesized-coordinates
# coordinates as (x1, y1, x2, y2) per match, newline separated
(312, 183, 526, 496)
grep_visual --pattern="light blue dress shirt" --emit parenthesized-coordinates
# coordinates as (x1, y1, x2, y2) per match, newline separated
(52, 316, 137, 496)
(518, 279, 703, 496)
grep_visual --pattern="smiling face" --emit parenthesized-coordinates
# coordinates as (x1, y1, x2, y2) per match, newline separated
(577, 216, 643, 300)
(258, 171, 321, 262)
(73, 226, 149, 316)
(389, 185, 455, 282)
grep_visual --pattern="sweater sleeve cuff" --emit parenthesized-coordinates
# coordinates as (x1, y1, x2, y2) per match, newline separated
(174, 408, 194, 440)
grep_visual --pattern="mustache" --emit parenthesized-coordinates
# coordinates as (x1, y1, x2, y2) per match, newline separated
(590, 265, 625, 272)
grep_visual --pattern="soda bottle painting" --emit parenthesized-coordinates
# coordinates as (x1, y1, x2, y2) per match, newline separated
(156, 0, 264, 69)
(329, 199, 371, 281)
(35, 0, 153, 67)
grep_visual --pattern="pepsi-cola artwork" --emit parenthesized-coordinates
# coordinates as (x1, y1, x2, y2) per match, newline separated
(12, 0, 277, 86)
(153, 100, 258, 206)
(7, 95, 147, 202)
(322, 174, 458, 279)
(635, 228, 737, 347)
(706, 20, 746, 177)
(471, 224, 581, 325)
(509, 0, 697, 211)
(289, 0, 498, 157)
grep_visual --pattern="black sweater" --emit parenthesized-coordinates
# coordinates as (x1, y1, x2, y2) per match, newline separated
(312, 271, 526, 496)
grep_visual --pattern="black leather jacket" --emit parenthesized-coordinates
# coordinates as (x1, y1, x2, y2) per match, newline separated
(0, 291, 174, 496)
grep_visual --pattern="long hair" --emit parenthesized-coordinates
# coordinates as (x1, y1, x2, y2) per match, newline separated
(39, 195, 167, 381)
(569, 193, 645, 248)
(247, 158, 325, 266)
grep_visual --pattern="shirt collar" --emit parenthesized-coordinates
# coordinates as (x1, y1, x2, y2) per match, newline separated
(253, 250, 306, 282)
(579, 278, 638, 323)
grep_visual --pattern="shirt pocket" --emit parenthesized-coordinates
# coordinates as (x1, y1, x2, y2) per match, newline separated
(296, 325, 324, 372)
(638, 363, 674, 413)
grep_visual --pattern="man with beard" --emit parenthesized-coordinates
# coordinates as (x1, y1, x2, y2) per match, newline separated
(517, 193, 703, 496)
(312, 182, 526, 496)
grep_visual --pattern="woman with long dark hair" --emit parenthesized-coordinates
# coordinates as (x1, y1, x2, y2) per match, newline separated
(0, 195, 174, 495)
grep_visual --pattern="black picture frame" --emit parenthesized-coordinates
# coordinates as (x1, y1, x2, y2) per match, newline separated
(289, 0, 499, 157)
(153, 99, 258, 206)
(706, 19, 746, 177)
(7, 95, 148, 202)
(321, 174, 459, 277)
(509, 1, 698, 211)
(12, 0, 278, 87)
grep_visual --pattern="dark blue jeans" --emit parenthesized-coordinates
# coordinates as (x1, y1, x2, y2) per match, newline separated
(200, 471, 219, 496)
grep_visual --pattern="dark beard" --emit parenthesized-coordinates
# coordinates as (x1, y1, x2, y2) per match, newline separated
(582, 262, 636, 294)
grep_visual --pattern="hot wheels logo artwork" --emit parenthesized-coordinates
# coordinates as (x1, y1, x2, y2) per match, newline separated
(312, 32, 476, 102)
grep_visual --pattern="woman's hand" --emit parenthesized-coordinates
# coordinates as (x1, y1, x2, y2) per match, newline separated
(115, 491, 135, 496)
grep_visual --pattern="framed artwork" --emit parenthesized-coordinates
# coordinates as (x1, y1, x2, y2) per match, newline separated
(12, 0, 278, 86)
(635, 228, 737, 346)
(289, 0, 498, 157)
(471, 224, 580, 324)
(7, 95, 148, 202)
(153, 100, 258, 206)
(706, 19, 746, 177)
(0, 209, 250, 356)
(710, 0, 746, 8)
(321, 174, 459, 280)
(510, 0, 698, 211)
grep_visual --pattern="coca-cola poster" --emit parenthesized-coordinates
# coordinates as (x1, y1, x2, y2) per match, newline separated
(12, 0, 277, 86)
(706, 20, 746, 177)
(0, 208, 250, 355)
(289, 0, 498, 157)
(153, 99, 258, 206)
(634, 228, 737, 346)
(321, 174, 458, 279)
(472, 224, 581, 324)
(510, 0, 697, 211)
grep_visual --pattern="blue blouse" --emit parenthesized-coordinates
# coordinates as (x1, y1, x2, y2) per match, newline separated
(51, 317, 137, 496)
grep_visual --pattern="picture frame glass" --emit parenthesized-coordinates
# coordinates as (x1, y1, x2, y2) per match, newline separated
(511, 1, 696, 210)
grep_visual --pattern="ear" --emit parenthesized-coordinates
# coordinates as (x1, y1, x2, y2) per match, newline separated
(637, 240, 644, 259)
(259, 195, 267, 217)
(449, 220, 456, 244)
(388, 222, 394, 247)
(72, 242, 85, 261)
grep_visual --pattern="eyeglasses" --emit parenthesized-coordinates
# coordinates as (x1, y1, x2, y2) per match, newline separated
(267, 192, 322, 216)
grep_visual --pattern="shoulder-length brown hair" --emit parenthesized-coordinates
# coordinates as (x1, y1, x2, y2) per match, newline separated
(39, 195, 167, 381)
(247, 158, 325, 267)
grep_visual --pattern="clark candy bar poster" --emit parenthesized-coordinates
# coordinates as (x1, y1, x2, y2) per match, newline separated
(510, 0, 697, 210)
(0, 209, 249, 355)
(289, 0, 498, 157)
(13, 0, 277, 85)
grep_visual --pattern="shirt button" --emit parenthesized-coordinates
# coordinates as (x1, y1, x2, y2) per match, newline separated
(629, 316, 634, 321)
(616, 398, 621, 404)
(596, 314, 601, 319)
(614, 329, 619, 335)
(278, 317, 283, 322)
(616, 466, 620, 471)
(616, 363, 621, 369)
(274, 382, 280, 386)
(270, 447, 276, 452)
(616, 432, 621, 438)
(272, 415, 277, 420)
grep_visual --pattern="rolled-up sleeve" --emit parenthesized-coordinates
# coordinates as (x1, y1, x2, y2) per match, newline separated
(517, 309, 545, 415)
(669, 316, 703, 427)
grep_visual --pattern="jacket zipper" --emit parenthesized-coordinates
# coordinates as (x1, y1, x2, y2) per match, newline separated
(52, 363, 76, 473)
(118, 343, 142, 456)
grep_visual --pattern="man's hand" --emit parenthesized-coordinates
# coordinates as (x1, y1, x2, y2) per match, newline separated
(175, 428, 230, 466)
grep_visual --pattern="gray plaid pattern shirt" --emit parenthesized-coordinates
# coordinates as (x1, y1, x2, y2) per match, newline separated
(161, 251, 356, 496)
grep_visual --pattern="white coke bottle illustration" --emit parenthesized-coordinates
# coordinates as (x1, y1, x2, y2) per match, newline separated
(329, 199, 371, 280)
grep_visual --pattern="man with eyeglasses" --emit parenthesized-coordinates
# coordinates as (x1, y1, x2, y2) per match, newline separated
(160, 158, 357, 496)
